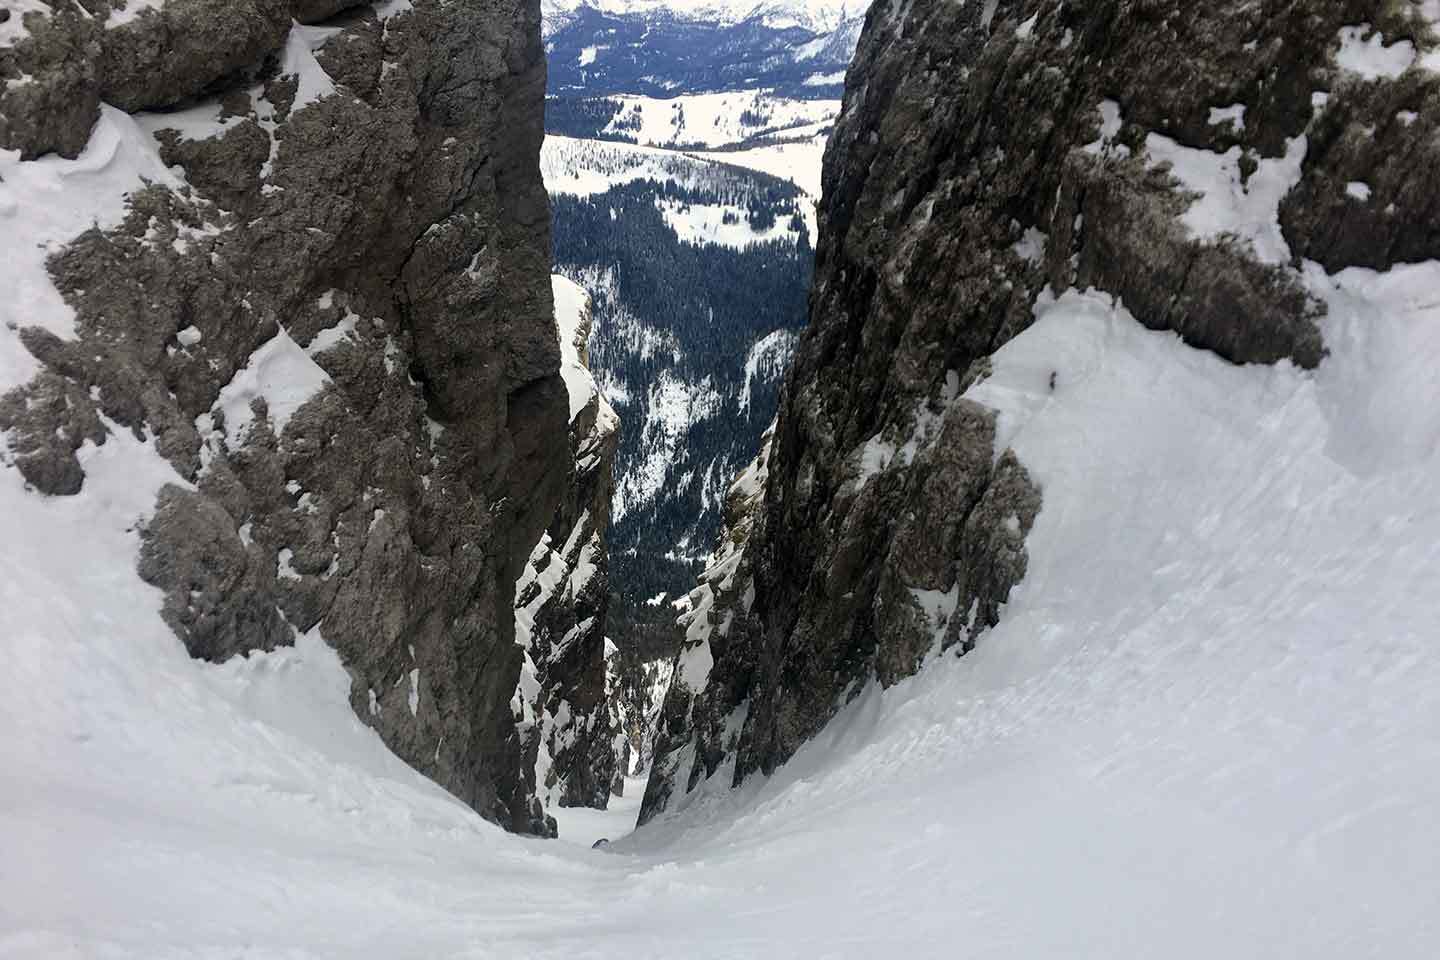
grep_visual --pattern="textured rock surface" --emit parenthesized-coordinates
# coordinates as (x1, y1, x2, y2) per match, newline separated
(0, 2, 101, 159)
(642, 0, 1440, 822)
(512, 277, 624, 824)
(0, 0, 584, 834)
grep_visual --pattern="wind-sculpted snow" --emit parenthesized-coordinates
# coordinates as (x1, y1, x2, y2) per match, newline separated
(646, 0, 1440, 816)
(6, 0, 1440, 952)
(542, 134, 748, 198)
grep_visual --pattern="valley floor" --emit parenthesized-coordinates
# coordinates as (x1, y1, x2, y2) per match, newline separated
(4, 267, 1439, 958)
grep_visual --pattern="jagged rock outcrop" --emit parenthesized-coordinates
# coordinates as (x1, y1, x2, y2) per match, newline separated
(642, 425, 773, 817)
(642, 0, 1440, 822)
(512, 276, 623, 827)
(608, 642, 676, 781)
(0, 0, 587, 834)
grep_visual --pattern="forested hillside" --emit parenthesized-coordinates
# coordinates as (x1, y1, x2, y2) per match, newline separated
(548, 146, 813, 607)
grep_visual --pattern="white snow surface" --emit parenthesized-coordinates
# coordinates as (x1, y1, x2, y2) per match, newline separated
(1336, 24, 1420, 79)
(1333, 21, 1440, 78)
(285, 23, 341, 112)
(5, 259, 1440, 953)
(1144, 129, 1306, 264)
(552, 274, 604, 422)
(5, 80, 1440, 959)
(211, 326, 331, 448)
(548, 776, 649, 848)
(0, 1, 50, 45)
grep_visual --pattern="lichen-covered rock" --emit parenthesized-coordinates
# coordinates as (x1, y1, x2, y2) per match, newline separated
(642, 0, 1440, 821)
(0, 0, 581, 835)
(640, 426, 773, 822)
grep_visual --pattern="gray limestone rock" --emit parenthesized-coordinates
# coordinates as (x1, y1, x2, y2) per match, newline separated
(513, 285, 624, 819)
(0, 3, 100, 159)
(642, 0, 1440, 822)
(0, 0, 584, 835)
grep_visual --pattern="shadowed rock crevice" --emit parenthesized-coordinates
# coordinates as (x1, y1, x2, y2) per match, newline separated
(507, 278, 624, 832)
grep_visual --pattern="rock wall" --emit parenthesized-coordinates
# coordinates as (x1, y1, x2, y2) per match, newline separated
(643, 0, 1440, 821)
(608, 644, 676, 782)
(0, 0, 585, 834)
(512, 276, 623, 829)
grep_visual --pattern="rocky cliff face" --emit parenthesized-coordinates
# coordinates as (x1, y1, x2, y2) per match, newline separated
(642, 0, 1440, 821)
(0, 0, 595, 834)
(512, 276, 623, 827)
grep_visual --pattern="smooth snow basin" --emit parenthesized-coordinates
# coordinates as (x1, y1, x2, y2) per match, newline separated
(3, 264, 1439, 957)
(549, 776, 648, 848)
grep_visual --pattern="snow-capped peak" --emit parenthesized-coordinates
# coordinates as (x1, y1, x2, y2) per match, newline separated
(541, 0, 862, 33)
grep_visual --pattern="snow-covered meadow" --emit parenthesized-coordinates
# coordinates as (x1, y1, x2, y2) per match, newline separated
(600, 91, 838, 148)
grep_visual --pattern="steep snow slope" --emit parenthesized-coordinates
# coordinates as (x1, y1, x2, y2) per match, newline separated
(542, 131, 824, 236)
(5, 256, 1438, 956)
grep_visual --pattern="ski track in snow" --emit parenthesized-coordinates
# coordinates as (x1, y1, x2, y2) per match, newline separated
(5, 257, 1439, 956)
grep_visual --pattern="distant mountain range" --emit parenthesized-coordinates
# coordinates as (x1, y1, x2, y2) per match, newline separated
(543, 135, 813, 602)
(543, 0, 862, 33)
(543, 0, 864, 98)
(541, 0, 862, 669)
